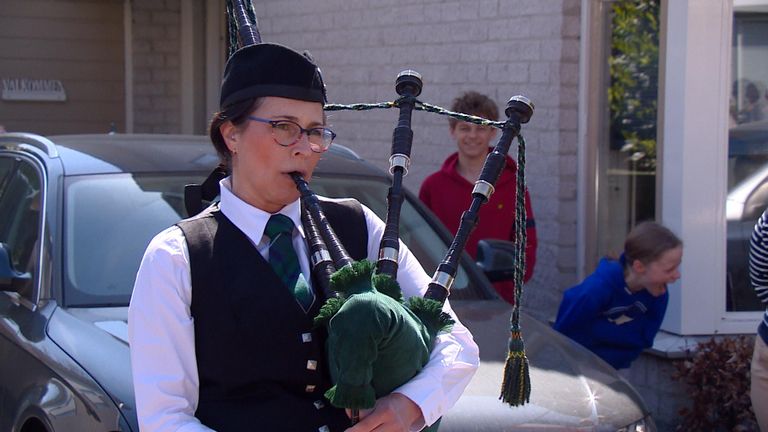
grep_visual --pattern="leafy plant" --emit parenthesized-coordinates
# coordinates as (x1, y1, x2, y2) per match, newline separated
(671, 335, 758, 431)
(608, 0, 659, 171)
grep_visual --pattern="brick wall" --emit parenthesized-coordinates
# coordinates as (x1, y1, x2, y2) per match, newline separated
(131, 0, 181, 133)
(252, 0, 580, 322)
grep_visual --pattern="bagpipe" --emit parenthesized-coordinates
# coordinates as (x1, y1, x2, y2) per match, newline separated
(196, 0, 536, 426)
(301, 90, 535, 421)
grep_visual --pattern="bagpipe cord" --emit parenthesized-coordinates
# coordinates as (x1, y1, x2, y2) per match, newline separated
(498, 134, 531, 406)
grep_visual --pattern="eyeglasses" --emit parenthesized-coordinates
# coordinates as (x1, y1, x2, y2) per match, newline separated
(248, 116, 336, 153)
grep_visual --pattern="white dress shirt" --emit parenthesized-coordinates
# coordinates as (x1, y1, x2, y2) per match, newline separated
(128, 177, 479, 432)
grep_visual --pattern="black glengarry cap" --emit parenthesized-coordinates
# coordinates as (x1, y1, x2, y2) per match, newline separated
(219, 43, 327, 109)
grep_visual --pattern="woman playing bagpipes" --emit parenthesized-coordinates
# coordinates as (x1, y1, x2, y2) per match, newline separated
(126, 5, 479, 432)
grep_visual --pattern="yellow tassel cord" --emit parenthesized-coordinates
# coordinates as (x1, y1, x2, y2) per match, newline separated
(499, 329, 531, 406)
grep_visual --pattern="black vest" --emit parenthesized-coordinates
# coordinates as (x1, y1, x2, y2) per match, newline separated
(177, 199, 368, 432)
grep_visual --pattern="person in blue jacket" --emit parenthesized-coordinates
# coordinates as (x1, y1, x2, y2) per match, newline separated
(554, 221, 683, 369)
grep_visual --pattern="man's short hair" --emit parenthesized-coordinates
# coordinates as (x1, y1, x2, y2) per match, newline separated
(449, 91, 499, 128)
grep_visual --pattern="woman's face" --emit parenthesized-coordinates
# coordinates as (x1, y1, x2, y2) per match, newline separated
(222, 96, 324, 213)
(634, 246, 683, 297)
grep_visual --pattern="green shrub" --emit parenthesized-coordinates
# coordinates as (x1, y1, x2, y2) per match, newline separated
(671, 335, 758, 431)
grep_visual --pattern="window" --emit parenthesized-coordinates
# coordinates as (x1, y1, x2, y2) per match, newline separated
(0, 157, 42, 301)
(726, 11, 768, 312)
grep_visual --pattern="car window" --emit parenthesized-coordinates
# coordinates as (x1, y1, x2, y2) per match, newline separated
(62, 171, 492, 306)
(64, 173, 205, 307)
(0, 157, 15, 196)
(0, 157, 42, 301)
(311, 175, 486, 300)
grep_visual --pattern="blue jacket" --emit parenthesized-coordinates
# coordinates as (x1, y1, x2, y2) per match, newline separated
(553, 255, 668, 369)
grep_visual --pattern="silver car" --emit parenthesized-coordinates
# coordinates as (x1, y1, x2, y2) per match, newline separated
(0, 133, 653, 431)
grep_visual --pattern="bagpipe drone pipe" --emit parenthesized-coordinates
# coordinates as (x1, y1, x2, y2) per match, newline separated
(185, 0, 537, 427)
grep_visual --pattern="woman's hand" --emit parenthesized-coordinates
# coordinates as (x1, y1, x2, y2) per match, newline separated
(345, 393, 422, 432)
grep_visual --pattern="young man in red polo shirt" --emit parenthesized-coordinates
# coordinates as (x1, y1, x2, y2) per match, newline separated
(419, 91, 537, 304)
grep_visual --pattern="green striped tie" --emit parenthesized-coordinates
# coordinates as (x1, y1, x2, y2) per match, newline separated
(264, 214, 314, 311)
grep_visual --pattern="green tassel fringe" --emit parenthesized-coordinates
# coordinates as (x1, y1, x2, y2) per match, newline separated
(371, 272, 404, 303)
(313, 297, 345, 329)
(325, 382, 376, 410)
(407, 297, 455, 337)
(330, 260, 375, 295)
(499, 330, 531, 406)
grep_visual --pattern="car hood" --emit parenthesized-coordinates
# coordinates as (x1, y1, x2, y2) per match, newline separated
(45, 301, 650, 431)
(47, 306, 137, 430)
(443, 300, 650, 431)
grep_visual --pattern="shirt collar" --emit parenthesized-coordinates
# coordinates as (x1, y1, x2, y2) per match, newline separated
(218, 177, 306, 245)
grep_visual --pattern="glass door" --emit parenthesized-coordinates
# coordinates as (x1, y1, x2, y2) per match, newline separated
(595, 0, 661, 260)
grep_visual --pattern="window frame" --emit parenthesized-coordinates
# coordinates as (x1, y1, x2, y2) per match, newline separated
(580, 0, 762, 336)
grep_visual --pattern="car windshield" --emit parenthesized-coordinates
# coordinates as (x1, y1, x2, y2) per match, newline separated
(63, 173, 486, 307)
(64, 173, 203, 307)
(310, 175, 480, 300)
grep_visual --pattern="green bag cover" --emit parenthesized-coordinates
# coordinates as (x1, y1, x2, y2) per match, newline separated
(325, 289, 432, 407)
(315, 260, 452, 409)
(315, 260, 453, 432)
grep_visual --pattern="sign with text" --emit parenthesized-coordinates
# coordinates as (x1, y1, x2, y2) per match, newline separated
(1, 78, 67, 102)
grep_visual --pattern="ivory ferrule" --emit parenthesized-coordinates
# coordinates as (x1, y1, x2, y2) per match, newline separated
(311, 250, 333, 267)
(472, 180, 495, 199)
(431, 271, 455, 292)
(389, 154, 411, 176)
(378, 246, 399, 263)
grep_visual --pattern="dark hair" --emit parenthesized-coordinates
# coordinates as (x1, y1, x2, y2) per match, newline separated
(624, 221, 682, 266)
(746, 82, 760, 104)
(208, 98, 265, 168)
(449, 91, 499, 128)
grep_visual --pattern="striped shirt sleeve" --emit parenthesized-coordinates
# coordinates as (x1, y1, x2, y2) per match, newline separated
(748, 210, 768, 330)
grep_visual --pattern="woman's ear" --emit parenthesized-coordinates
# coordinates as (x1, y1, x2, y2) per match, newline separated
(220, 122, 238, 153)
